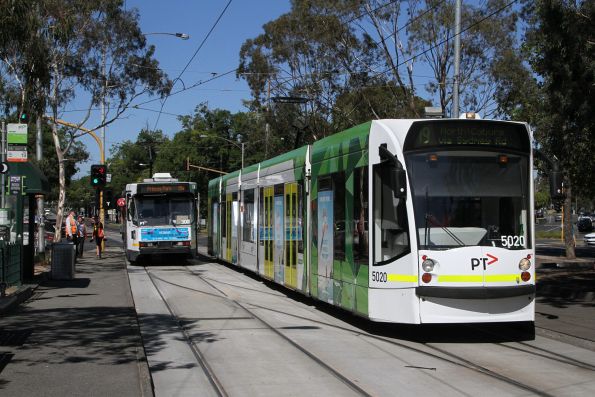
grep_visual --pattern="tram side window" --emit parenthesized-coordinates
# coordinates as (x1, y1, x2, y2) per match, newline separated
(319, 173, 346, 261)
(298, 183, 304, 254)
(333, 173, 346, 261)
(259, 188, 264, 245)
(221, 197, 227, 239)
(374, 162, 410, 264)
(243, 189, 255, 242)
(353, 166, 369, 265)
(127, 197, 136, 223)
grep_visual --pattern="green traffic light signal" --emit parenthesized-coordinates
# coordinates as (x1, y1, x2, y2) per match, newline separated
(90, 164, 107, 187)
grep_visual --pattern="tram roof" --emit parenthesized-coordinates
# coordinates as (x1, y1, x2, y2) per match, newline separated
(311, 121, 370, 164)
(258, 146, 308, 172)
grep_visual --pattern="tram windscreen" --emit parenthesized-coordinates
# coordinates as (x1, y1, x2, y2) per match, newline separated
(406, 151, 530, 250)
(134, 195, 194, 227)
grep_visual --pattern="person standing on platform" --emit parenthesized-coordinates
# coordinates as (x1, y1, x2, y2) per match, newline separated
(92, 216, 105, 259)
(77, 216, 87, 257)
(65, 211, 79, 254)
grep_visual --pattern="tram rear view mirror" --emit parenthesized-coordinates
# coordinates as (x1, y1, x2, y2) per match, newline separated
(549, 171, 564, 199)
(391, 168, 407, 199)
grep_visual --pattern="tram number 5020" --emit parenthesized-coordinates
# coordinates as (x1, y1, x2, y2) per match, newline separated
(372, 271, 387, 283)
(501, 235, 525, 248)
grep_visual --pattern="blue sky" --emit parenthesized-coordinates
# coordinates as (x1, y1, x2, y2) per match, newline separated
(74, 0, 291, 169)
(70, 0, 509, 174)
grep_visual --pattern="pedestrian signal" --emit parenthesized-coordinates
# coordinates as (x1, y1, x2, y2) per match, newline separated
(90, 164, 107, 187)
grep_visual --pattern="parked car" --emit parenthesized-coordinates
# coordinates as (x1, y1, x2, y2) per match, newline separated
(585, 232, 595, 246)
(577, 217, 593, 233)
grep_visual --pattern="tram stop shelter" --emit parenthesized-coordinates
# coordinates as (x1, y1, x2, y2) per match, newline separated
(0, 162, 49, 295)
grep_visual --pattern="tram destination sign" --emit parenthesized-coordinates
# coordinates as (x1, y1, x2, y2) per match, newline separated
(138, 183, 191, 194)
(404, 120, 530, 152)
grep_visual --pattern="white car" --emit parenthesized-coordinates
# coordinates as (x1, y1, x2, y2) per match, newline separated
(585, 232, 595, 246)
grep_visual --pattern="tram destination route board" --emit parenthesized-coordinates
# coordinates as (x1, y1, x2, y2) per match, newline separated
(138, 183, 191, 194)
(404, 120, 530, 152)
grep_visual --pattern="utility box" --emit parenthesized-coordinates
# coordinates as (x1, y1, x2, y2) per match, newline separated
(51, 241, 76, 280)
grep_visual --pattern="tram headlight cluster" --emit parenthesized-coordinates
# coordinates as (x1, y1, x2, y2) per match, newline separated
(518, 258, 531, 271)
(422, 257, 436, 272)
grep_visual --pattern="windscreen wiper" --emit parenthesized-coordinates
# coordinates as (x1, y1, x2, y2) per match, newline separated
(425, 213, 465, 247)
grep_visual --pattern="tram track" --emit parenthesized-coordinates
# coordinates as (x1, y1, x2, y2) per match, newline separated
(143, 266, 229, 397)
(193, 262, 595, 373)
(182, 265, 374, 397)
(143, 264, 562, 396)
(146, 265, 372, 396)
(180, 262, 594, 396)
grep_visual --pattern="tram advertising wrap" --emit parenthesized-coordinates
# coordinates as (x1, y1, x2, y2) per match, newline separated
(208, 115, 535, 326)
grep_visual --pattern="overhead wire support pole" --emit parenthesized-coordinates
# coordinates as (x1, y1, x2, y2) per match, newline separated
(453, 0, 461, 117)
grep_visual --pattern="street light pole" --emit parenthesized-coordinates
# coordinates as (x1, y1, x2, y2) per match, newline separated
(144, 32, 190, 40)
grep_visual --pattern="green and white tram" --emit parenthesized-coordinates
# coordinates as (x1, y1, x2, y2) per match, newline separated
(208, 115, 535, 324)
(123, 173, 199, 263)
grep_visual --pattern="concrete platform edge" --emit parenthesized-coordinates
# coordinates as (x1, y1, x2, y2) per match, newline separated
(0, 284, 36, 314)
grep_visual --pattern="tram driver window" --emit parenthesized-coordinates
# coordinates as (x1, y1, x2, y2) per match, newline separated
(373, 162, 410, 264)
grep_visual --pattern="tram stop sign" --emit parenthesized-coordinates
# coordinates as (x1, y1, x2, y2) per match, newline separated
(117, 198, 126, 207)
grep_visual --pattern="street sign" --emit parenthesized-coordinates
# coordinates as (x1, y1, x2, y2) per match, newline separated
(7, 124, 28, 163)
(106, 173, 112, 183)
(7, 123, 27, 144)
(0, 162, 9, 174)
(117, 198, 126, 207)
(9, 176, 22, 195)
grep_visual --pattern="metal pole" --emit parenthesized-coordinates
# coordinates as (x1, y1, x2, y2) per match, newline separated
(453, 0, 461, 118)
(36, 117, 45, 254)
(100, 46, 106, 232)
(241, 142, 245, 170)
(1, 121, 5, 208)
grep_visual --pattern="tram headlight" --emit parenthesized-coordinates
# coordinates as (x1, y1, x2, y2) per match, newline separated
(422, 258, 435, 272)
(518, 258, 531, 271)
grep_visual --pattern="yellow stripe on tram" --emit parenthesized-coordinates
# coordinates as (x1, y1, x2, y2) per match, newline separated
(438, 275, 483, 283)
(485, 274, 521, 282)
(437, 274, 521, 283)
(387, 274, 418, 283)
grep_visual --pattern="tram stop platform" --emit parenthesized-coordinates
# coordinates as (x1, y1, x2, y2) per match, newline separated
(0, 232, 152, 397)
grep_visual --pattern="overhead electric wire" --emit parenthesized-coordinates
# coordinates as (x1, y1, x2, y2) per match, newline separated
(129, 0, 516, 128)
(152, 0, 233, 130)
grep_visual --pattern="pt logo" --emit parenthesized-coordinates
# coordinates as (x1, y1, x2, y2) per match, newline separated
(471, 254, 498, 270)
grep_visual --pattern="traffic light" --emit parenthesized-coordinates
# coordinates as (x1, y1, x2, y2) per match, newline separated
(90, 164, 107, 187)
(104, 189, 114, 208)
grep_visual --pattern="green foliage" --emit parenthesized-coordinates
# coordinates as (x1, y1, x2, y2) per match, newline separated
(534, 190, 549, 210)
(25, 120, 89, 202)
(524, 0, 595, 199)
(108, 129, 168, 196)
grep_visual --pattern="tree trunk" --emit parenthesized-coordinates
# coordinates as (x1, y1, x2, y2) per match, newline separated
(52, 121, 66, 243)
(563, 183, 576, 259)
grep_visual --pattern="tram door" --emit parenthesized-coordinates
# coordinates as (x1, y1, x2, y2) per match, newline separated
(263, 186, 274, 279)
(225, 193, 232, 262)
(284, 183, 298, 288)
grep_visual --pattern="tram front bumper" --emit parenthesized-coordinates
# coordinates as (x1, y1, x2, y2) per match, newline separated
(416, 284, 535, 299)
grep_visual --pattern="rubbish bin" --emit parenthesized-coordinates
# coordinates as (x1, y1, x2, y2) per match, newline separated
(51, 241, 76, 280)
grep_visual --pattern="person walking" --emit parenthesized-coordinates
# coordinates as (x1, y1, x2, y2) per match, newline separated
(77, 216, 87, 257)
(92, 216, 105, 259)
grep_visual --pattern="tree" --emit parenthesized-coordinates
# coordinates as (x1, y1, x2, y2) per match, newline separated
(26, 121, 89, 203)
(523, 0, 595, 258)
(108, 129, 168, 197)
(238, 0, 379, 143)
(38, 0, 171, 240)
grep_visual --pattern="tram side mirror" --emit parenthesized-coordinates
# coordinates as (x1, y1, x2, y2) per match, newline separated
(391, 168, 407, 199)
(549, 171, 564, 199)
